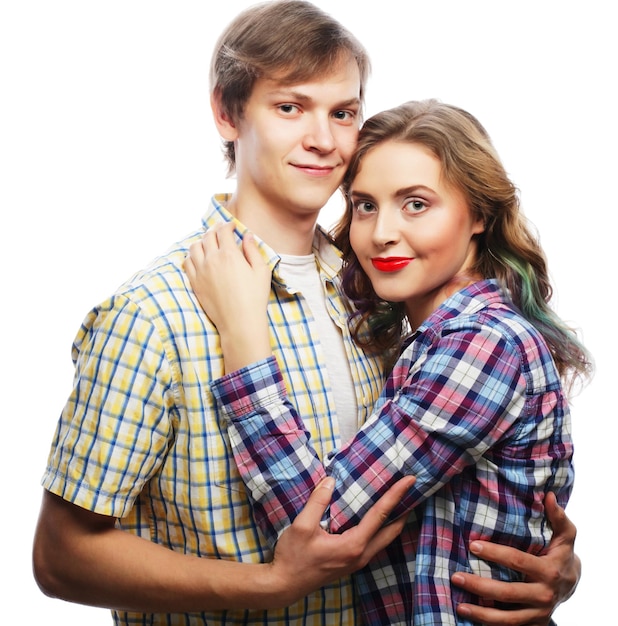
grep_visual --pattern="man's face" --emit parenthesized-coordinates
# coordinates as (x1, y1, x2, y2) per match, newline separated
(231, 57, 361, 224)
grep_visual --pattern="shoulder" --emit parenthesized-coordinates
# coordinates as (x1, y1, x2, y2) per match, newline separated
(73, 227, 211, 362)
(431, 281, 559, 392)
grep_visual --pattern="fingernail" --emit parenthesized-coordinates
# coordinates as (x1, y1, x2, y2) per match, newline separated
(321, 477, 335, 490)
(469, 541, 482, 554)
(451, 573, 465, 585)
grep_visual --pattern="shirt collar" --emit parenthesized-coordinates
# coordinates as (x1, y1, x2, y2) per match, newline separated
(418, 279, 504, 333)
(204, 194, 343, 286)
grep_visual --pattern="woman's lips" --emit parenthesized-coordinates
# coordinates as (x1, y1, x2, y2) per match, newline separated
(371, 257, 413, 272)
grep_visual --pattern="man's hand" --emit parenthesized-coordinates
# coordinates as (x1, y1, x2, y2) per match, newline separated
(268, 475, 415, 606)
(452, 492, 579, 625)
(33, 476, 414, 613)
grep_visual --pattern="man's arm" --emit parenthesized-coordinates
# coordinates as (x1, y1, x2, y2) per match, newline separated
(32, 476, 412, 613)
(452, 492, 579, 626)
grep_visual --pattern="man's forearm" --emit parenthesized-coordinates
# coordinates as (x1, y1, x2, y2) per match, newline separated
(33, 491, 287, 613)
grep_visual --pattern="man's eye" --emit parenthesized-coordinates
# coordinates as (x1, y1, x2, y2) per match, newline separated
(279, 104, 299, 114)
(333, 110, 355, 121)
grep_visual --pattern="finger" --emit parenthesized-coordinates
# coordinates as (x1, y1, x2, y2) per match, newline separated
(183, 254, 195, 279)
(213, 220, 237, 247)
(456, 602, 544, 626)
(185, 229, 221, 289)
(341, 477, 414, 563)
(242, 232, 264, 267)
(364, 511, 407, 553)
(464, 539, 542, 579)
(354, 476, 415, 536)
(203, 225, 222, 252)
(183, 240, 204, 277)
(452, 570, 545, 604)
(544, 492, 575, 544)
(292, 477, 335, 530)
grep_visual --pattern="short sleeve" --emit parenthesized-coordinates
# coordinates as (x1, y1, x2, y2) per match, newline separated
(42, 294, 176, 518)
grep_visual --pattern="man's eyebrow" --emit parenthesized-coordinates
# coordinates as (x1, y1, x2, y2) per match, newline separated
(268, 89, 311, 101)
(268, 90, 360, 108)
(336, 97, 362, 109)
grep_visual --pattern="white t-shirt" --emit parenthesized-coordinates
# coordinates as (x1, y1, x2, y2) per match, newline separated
(278, 253, 358, 444)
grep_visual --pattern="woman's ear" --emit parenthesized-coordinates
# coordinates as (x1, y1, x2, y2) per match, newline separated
(210, 92, 239, 141)
(472, 216, 486, 236)
(473, 220, 485, 235)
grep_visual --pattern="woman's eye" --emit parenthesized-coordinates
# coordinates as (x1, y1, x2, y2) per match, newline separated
(405, 199, 426, 213)
(354, 201, 376, 214)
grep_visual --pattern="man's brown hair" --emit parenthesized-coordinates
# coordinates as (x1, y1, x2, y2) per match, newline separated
(210, 0, 370, 174)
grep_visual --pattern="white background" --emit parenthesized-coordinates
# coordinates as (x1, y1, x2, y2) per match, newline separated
(1, 1, 614, 624)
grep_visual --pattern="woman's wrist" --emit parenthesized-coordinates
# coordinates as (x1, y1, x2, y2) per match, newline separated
(219, 316, 271, 372)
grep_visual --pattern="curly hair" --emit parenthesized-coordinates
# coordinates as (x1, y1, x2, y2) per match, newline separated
(333, 99, 593, 391)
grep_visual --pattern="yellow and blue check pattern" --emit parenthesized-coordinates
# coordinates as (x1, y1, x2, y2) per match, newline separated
(42, 195, 385, 626)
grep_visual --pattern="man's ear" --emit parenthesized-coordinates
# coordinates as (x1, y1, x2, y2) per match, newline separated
(210, 92, 239, 141)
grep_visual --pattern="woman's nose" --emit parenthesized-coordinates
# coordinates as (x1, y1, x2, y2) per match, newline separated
(371, 209, 400, 247)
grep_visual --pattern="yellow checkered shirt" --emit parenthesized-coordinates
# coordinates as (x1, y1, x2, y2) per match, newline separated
(42, 195, 385, 625)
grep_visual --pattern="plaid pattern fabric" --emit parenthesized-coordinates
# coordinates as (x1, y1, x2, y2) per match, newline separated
(212, 280, 574, 626)
(42, 194, 385, 626)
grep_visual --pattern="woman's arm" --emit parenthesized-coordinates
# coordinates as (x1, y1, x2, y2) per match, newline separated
(213, 342, 580, 626)
(216, 326, 531, 534)
(213, 358, 328, 544)
(186, 225, 581, 624)
(184, 222, 273, 373)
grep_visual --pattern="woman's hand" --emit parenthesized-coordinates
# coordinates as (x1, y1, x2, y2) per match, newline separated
(184, 221, 273, 371)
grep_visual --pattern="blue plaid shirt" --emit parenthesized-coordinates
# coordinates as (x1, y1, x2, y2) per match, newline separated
(212, 280, 574, 625)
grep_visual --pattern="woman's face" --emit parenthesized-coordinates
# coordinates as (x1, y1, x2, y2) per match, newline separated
(348, 139, 485, 328)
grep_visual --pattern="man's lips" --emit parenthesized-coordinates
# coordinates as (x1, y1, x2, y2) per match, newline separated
(371, 257, 413, 272)
(291, 163, 337, 177)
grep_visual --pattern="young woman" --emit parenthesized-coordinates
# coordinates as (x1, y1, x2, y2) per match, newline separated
(185, 99, 592, 625)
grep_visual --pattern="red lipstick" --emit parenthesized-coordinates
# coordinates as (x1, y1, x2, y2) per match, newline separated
(371, 257, 413, 272)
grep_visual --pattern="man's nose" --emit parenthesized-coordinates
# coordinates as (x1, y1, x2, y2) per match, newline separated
(303, 116, 336, 154)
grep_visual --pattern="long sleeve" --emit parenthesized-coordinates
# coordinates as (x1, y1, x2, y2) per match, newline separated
(212, 358, 327, 546)
(212, 282, 573, 625)
(212, 323, 532, 540)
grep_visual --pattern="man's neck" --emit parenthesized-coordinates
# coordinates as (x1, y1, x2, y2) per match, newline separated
(224, 194, 319, 256)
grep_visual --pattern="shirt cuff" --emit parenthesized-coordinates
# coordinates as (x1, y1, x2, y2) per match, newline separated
(210, 356, 286, 422)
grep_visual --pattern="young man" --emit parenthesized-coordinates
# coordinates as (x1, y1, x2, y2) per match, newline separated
(33, 2, 579, 624)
